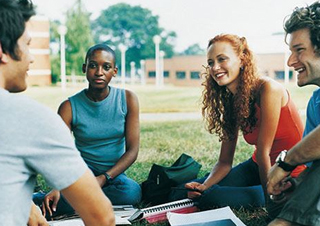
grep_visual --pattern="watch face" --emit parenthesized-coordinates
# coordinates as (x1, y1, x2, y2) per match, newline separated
(276, 151, 286, 163)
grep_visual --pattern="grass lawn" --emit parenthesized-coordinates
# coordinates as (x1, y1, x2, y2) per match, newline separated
(28, 81, 316, 226)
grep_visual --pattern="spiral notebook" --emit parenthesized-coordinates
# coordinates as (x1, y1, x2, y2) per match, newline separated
(128, 198, 198, 223)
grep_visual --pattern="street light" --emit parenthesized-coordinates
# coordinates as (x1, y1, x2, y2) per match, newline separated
(153, 35, 161, 88)
(159, 50, 165, 87)
(118, 44, 127, 87)
(130, 61, 135, 85)
(58, 25, 67, 91)
(140, 60, 146, 85)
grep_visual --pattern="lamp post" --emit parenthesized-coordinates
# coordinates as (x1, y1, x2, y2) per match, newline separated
(153, 35, 161, 88)
(140, 60, 146, 85)
(118, 44, 127, 87)
(58, 25, 67, 91)
(159, 50, 165, 87)
(130, 61, 135, 85)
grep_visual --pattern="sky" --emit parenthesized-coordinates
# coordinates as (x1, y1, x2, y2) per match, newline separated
(32, 0, 316, 53)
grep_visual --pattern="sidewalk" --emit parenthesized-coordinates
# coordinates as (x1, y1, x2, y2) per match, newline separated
(140, 109, 306, 122)
(140, 112, 201, 121)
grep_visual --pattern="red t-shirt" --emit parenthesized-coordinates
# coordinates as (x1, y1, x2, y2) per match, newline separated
(243, 95, 306, 177)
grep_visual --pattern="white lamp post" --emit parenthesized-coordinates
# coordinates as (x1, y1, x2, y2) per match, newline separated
(58, 25, 67, 91)
(119, 44, 127, 87)
(159, 50, 165, 87)
(130, 61, 135, 85)
(153, 35, 161, 88)
(140, 60, 146, 85)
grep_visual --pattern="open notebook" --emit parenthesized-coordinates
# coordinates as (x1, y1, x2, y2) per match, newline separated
(128, 198, 198, 223)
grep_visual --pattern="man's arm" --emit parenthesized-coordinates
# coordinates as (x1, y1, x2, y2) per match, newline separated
(268, 125, 320, 195)
(61, 169, 115, 226)
(285, 125, 320, 165)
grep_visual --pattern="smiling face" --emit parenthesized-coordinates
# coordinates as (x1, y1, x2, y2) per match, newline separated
(287, 28, 320, 87)
(207, 41, 242, 94)
(83, 49, 117, 90)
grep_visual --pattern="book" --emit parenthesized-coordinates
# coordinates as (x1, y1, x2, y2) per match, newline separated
(167, 206, 246, 226)
(48, 205, 136, 226)
(128, 198, 198, 223)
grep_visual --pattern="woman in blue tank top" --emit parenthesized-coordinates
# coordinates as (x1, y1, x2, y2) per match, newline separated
(40, 44, 141, 217)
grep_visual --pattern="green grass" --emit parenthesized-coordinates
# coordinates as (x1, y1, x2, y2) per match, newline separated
(29, 82, 316, 226)
(24, 82, 317, 114)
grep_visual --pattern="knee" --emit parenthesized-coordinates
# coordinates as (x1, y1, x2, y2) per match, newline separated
(268, 218, 292, 226)
(125, 183, 142, 205)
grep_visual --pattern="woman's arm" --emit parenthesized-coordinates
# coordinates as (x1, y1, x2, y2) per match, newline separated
(202, 136, 238, 190)
(57, 100, 73, 130)
(255, 79, 288, 194)
(186, 137, 238, 198)
(103, 90, 140, 180)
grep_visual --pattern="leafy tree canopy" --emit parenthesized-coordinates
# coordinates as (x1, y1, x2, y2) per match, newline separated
(65, 0, 94, 75)
(180, 43, 205, 56)
(92, 3, 176, 69)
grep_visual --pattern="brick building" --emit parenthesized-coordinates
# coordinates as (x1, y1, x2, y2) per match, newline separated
(26, 16, 51, 86)
(144, 52, 294, 87)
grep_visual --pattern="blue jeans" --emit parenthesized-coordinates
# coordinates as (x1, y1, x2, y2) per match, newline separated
(169, 158, 265, 210)
(33, 172, 141, 218)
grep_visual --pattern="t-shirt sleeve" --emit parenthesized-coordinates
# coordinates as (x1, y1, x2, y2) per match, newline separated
(24, 106, 88, 190)
(303, 92, 319, 137)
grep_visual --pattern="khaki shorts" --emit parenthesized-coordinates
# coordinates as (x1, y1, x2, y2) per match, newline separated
(272, 160, 320, 225)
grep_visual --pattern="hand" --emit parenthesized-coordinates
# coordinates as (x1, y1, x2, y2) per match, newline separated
(267, 164, 291, 196)
(28, 203, 48, 226)
(185, 182, 206, 199)
(96, 175, 106, 187)
(42, 189, 60, 217)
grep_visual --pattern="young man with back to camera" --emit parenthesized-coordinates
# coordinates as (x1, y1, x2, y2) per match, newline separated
(0, 0, 115, 225)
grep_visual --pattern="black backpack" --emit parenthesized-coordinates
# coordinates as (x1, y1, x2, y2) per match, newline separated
(141, 153, 201, 205)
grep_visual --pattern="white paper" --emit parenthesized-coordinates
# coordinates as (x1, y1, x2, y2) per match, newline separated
(167, 206, 246, 226)
(48, 215, 131, 225)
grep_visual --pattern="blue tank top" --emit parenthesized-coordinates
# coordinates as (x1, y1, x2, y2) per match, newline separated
(69, 86, 127, 173)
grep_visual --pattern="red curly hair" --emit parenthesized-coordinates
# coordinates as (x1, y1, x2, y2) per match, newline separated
(202, 34, 260, 141)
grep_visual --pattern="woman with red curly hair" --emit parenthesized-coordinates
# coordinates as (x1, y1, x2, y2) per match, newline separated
(170, 34, 306, 210)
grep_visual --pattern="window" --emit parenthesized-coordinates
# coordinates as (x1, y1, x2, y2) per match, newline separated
(148, 71, 156, 78)
(275, 70, 293, 80)
(190, 71, 200, 79)
(164, 71, 169, 78)
(176, 71, 186, 79)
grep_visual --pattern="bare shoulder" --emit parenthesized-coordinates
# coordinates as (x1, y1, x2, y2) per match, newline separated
(57, 99, 72, 115)
(125, 89, 139, 105)
(258, 77, 285, 95)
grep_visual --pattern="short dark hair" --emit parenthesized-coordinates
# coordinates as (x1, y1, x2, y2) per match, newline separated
(284, 1, 320, 55)
(0, 0, 35, 60)
(84, 44, 116, 67)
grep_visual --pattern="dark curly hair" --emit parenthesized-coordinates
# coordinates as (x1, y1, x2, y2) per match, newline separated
(202, 34, 259, 141)
(284, 1, 320, 56)
(0, 0, 35, 61)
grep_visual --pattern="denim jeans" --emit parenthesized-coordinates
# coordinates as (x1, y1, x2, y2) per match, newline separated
(169, 158, 265, 210)
(33, 172, 141, 218)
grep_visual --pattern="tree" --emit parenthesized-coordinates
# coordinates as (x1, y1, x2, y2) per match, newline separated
(180, 43, 205, 56)
(65, 0, 94, 75)
(48, 20, 61, 84)
(92, 3, 176, 70)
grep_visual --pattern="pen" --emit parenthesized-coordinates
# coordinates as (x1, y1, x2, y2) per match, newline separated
(171, 187, 202, 192)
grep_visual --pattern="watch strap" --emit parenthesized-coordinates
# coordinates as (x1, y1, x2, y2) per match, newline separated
(102, 172, 112, 185)
(277, 160, 297, 172)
